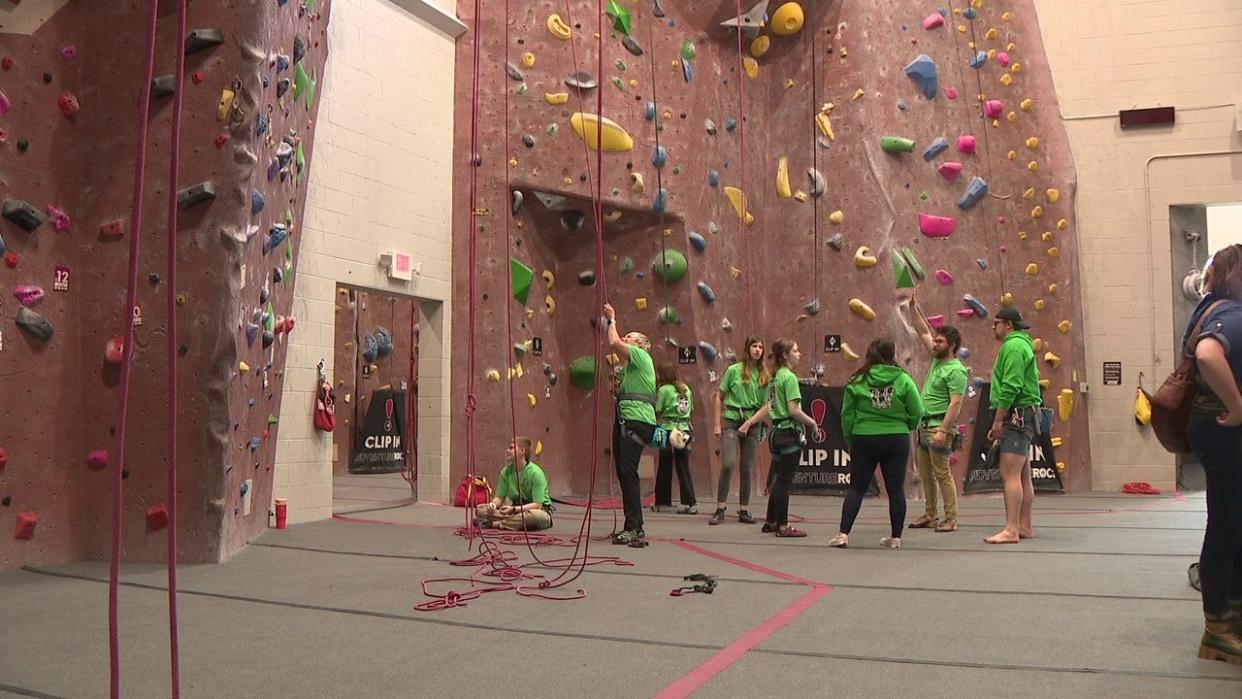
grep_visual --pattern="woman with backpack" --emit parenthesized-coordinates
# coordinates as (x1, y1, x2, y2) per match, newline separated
(829, 338, 924, 549)
(652, 363, 698, 514)
(709, 336, 769, 525)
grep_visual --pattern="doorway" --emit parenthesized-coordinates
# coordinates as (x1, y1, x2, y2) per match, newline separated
(332, 284, 419, 511)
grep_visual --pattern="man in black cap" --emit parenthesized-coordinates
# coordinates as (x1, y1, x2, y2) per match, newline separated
(984, 307, 1043, 544)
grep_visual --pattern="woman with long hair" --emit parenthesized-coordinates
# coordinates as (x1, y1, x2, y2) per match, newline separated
(652, 362, 697, 514)
(829, 338, 924, 549)
(709, 336, 769, 525)
(738, 339, 820, 537)
(1181, 244, 1242, 663)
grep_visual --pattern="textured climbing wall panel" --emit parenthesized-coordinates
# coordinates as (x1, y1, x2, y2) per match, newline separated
(0, 0, 331, 569)
(452, 1, 1089, 495)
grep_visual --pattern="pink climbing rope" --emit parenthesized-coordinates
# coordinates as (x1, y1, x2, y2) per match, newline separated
(733, 0, 755, 332)
(462, 0, 485, 547)
(809, 11, 821, 363)
(163, 0, 189, 696)
(110, 1, 161, 697)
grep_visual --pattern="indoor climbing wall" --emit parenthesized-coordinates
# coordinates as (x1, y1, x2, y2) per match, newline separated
(0, 0, 331, 568)
(450, 0, 1089, 495)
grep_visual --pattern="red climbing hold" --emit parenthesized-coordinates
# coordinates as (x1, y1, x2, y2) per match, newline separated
(213, 132, 230, 148)
(87, 449, 109, 470)
(105, 337, 124, 364)
(191, 71, 205, 85)
(0, 57, 11, 70)
(146, 504, 169, 531)
(57, 92, 80, 118)
(0, 447, 7, 469)
(4, 252, 18, 268)
(15, 512, 37, 540)
(99, 219, 124, 239)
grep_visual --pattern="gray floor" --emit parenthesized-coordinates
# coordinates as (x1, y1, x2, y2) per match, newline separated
(3, 475, 1241, 698)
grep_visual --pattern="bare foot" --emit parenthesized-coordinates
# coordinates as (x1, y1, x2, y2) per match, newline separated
(984, 530, 1020, 544)
(1019, 529, 1035, 539)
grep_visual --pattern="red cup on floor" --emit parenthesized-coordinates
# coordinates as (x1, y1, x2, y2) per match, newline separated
(274, 498, 288, 529)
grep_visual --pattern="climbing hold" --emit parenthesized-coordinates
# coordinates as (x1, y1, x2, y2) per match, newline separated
(827, 234, 844, 251)
(1057, 218, 1068, 231)
(652, 145, 668, 168)
(938, 162, 964, 181)
(1048, 247, 1059, 257)
(721, 0, 770, 37)
(1023, 188, 1036, 200)
(704, 119, 718, 135)
(1026, 136, 1040, 150)
(1057, 388, 1074, 421)
(892, 254, 915, 289)
(963, 294, 989, 318)
(1058, 320, 1072, 334)
(854, 247, 878, 268)
(803, 298, 821, 316)
(1031, 205, 1044, 219)
(771, 2, 805, 35)
(935, 269, 954, 285)
(881, 136, 916, 154)
(956, 176, 989, 211)
(645, 101, 657, 121)
(904, 54, 938, 99)
(849, 298, 877, 321)
(751, 35, 770, 57)
(652, 189, 669, 213)
(901, 248, 927, 281)
(1020, 98, 1033, 111)
(807, 168, 826, 198)
(659, 306, 679, 324)
(2, 199, 45, 232)
(926, 315, 946, 329)
(742, 57, 759, 79)
(957, 135, 977, 154)
(177, 181, 216, 210)
(944, 86, 958, 100)
(185, 28, 225, 55)
(522, 134, 535, 148)
(1047, 188, 1060, 203)
(570, 113, 633, 151)
(919, 213, 956, 238)
(511, 190, 524, 215)
(1034, 299, 1046, 312)
(1026, 263, 1040, 276)
(688, 232, 706, 252)
(544, 294, 556, 317)
(697, 281, 716, 303)
(726, 118, 738, 132)
(510, 258, 534, 305)
(567, 355, 594, 388)
(15, 307, 52, 341)
(829, 210, 845, 225)
(922, 137, 948, 161)
(622, 36, 644, 56)
(924, 12, 945, 29)
(14, 512, 37, 540)
(652, 249, 688, 284)
(578, 270, 596, 286)
(565, 72, 598, 90)
(976, 258, 989, 270)
(1000, 73, 1013, 86)
(842, 343, 860, 361)
(1044, 351, 1061, 369)
(1002, 292, 1014, 306)
(87, 449, 109, 471)
(1042, 231, 1054, 242)
(13, 285, 44, 307)
(707, 169, 720, 188)
(630, 172, 645, 193)
(506, 63, 525, 81)
(44, 205, 70, 233)
(723, 187, 754, 225)
(635, 297, 648, 310)
(775, 157, 792, 198)
(546, 14, 572, 40)
(542, 269, 556, 291)
(984, 99, 1003, 119)
(152, 75, 176, 98)
(606, 0, 632, 34)
(698, 342, 719, 362)
(545, 92, 569, 105)
(969, 51, 987, 69)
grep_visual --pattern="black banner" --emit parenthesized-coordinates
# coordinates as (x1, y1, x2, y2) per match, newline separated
(963, 383, 1063, 493)
(790, 383, 879, 496)
(350, 389, 408, 474)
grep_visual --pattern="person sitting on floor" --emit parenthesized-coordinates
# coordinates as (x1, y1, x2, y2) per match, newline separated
(476, 437, 552, 531)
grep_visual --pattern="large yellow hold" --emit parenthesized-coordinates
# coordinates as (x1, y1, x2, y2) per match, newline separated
(772, 2, 805, 35)
(546, 13, 572, 40)
(775, 157, 792, 198)
(570, 113, 634, 152)
(724, 186, 754, 225)
(849, 298, 876, 320)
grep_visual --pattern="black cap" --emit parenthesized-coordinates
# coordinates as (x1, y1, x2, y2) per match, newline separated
(995, 306, 1030, 329)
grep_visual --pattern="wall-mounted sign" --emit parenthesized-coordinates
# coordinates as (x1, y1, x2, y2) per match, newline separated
(1103, 361, 1122, 386)
(824, 334, 841, 353)
(678, 346, 697, 365)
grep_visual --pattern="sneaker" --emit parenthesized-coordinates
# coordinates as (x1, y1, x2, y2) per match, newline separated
(828, 533, 848, 548)
(738, 510, 757, 524)
(880, 537, 902, 549)
(650, 504, 668, 513)
(909, 515, 937, 529)
(775, 526, 807, 538)
(1200, 616, 1242, 664)
(612, 529, 644, 545)
(709, 509, 726, 525)
(678, 504, 699, 515)
(761, 522, 778, 533)
(935, 519, 958, 532)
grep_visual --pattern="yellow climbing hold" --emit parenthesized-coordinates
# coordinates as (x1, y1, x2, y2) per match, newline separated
(563, 177, 573, 185)
(775, 157, 792, 198)
(1023, 188, 1036, 200)
(1007, 42, 1017, 52)
(849, 298, 876, 321)
(730, 266, 742, 279)
(1026, 263, 1040, 276)
(815, 111, 835, 140)
(1050, 437, 1062, 448)
(743, 57, 759, 79)
(1020, 98, 1033, 111)
(1046, 188, 1060, 203)
(570, 113, 634, 152)
(1000, 73, 1013, 86)
(1044, 351, 1061, 369)
(1042, 231, 1053, 242)
(1026, 136, 1039, 150)
(1018, 231, 1029, 240)
(1033, 338, 1044, 351)
(546, 13, 572, 40)
(527, 393, 537, 407)
(987, 49, 997, 61)
(784, 79, 796, 90)
(1003, 11, 1013, 21)
(1007, 111, 1018, 122)
(509, 364, 525, 379)
(522, 52, 536, 68)
(772, 2, 805, 35)
(630, 172, 645, 193)
(1032, 205, 1044, 219)
(793, 190, 807, 202)
(829, 210, 845, 225)
(542, 269, 555, 290)
(1034, 299, 1046, 311)
(1039, 378, 1052, 389)
(510, 158, 519, 167)
(852, 88, 865, 100)
(842, 343, 860, 361)
(1057, 218, 1068, 231)
(1002, 292, 1014, 306)
(1008, 150, 1017, 160)
(486, 369, 501, 381)
(1056, 461, 1066, 471)
(535, 440, 543, 456)
(239, 361, 251, 373)
(544, 294, 556, 316)
(218, 89, 236, 121)
(1057, 388, 1074, 420)
(1058, 320, 1072, 334)
(853, 246, 877, 268)
(1048, 247, 1059, 257)
(1027, 160, 1038, 172)
(1011, 63, 1022, 74)
(635, 297, 648, 310)
(958, 25, 967, 33)
(545, 92, 569, 105)
(985, 27, 998, 40)
(604, 210, 623, 223)
(724, 186, 754, 225)
(751, 35, 770, 58)
(1048, 283, 1058, 294)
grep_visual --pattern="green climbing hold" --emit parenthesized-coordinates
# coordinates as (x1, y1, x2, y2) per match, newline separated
(295, 141, 306, 185)
(619, 256, 633, 274)
(606, 0, 632, 34)
(294, 63, 311, 102)
(264, 301, 276, 333)
(901, 246, 927, 281)
(267, 414, 279, 425)
(651, 249, 688, 284)
(570, 355, 597, 390)
(659, 306, 679, 324)
(880, 136, 916, 154)
(892, 253, 916, 289)
(681, 40, 696, 60)
(511, 258, 534, 305)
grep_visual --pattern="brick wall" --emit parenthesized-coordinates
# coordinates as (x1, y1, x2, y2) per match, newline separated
(1035, 0, 1242, 490)
(272, 0, 463, 523)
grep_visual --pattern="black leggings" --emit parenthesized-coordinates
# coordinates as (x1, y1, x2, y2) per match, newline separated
(613, 419, 654, 533)
(839, 433, 910, 538)
(656, 445, 696, 507)
(1188, 419, 1242, 616)
(765, 447, 800, 527)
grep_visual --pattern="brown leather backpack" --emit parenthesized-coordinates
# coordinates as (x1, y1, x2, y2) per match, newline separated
(1150, 300, 1225, 453)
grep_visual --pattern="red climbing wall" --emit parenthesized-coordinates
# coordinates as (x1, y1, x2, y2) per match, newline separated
(451, 1, 1090, 496)
(0, 0, 331, 568)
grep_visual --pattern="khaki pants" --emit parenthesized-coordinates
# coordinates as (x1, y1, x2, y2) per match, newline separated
(476, 503, 552, 531)
(915, 427, 958, 521)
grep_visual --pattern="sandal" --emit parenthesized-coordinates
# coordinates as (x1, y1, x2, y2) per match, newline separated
(775, 526, 807, 538)
(935, 519, 957, 532)
(909, 515, 937, 529)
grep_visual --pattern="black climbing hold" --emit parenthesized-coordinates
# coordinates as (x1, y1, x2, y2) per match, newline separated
(622, 36, 644, 56)
(262, 331, 275, 348)
(178, 345, 188, 357)
(565, 72, 597, 90)
(522, 133, 534, 147)
(506, 63, 524, 81)
(15, 307, 53, 341)
(273, 266, 283, 283)
(16, 139, 28, 153)
(651, 0, 665, 17)
(578, 270, 596, 286)
(482, 293, 489, 301)
(579, 174, 587, 182)
(276, 78, 291, 97)
(1, 496, 10, 507)
(151, 75, 176, 98)
(122, 470, 129, 479)
(2, 199, 45, 232)
(561, 210, 585, 231)
(293, 36, 306, 64)
(185, 28, 225, 55)
(149, 273, 161, 285)
(42, 72, 52, 84)
(177, 181, 216, 210)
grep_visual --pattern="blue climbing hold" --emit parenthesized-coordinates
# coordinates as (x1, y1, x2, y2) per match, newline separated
(697, 281, 716, 303)
(707, 169, 720, 187)
(652, 188, 668, 213)
(964, 294, 988, 318)
(725, 118, 738, 132)
(251, 191, 265, 216)
(362, 333, 378, 363)
(240, 481, 250, 496)
(698, 341, 719, 362)
(257, 112, 269, 137)
(963, 7, 977, 19)
(956, 176, 989, 210)
(276, 54, 290, 72)
(681, 58, 693, 82)
(248, 438, 261, 451)
(246, 322, 259, 347)
(922, 137, 948, 161)
(645, 101, 656, 121)
(957, 347, 971, 360)
(652, 145, 668, 168)
(904, 54, 938, 99)
(0, 232, 5, 257)
(937, 7, 948, 16)
(265, 224, 289, 253)
(970, 51, 987, 69)
(688, 231, 706, 252)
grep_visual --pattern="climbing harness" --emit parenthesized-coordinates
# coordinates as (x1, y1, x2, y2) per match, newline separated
(670, 573, 718, 596)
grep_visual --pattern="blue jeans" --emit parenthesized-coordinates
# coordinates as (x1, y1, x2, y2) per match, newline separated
(1187, 418, 1242, 616)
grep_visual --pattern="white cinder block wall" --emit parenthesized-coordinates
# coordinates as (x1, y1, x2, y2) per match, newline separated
(273, 0, 464, 523)
(1035, 0, 1242, 490)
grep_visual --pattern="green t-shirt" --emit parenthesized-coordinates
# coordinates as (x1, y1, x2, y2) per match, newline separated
(495, 461, 551, 508)
(767, 366, 801, 429)
(617, 345, 657, 424)
(656, 384, 693, 431)
(921, 357, 968, 417)
(719, 362, 767, 421)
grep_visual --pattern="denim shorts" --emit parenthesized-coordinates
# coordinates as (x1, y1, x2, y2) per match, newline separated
(998, 406, 1037, 456)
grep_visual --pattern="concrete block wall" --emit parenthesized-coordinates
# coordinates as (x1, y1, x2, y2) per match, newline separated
(272, 0, 464, 523)
(1035, 0, 1242, 490)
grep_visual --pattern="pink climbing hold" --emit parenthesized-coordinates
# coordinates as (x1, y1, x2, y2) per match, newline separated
(13, 284, 45, 307)
(957, 135, 977, 154)
(923, 13, 945, 30)
(926, 314, 946, 329)
(60, 45, 77, 61)
(46, 205, 70, 232)
(0, 90, 11, 116)
(1000, 244, 1008, 253)
(87, 449, 109, 471)
(938, 162, 964, 181)
(943, 86, 957, 100)
(997, 52, 1010, 67)
(919, 213, 956, 238)
(15, 512, 38, 540)
(147, 504, 170, 532)
(957, 308, 976, 318)
(984, 100, 1004, 119)
(998, 216, 1007, 225)
(935, 269, 954, 285)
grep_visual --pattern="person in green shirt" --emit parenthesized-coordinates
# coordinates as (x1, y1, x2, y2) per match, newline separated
(984, 306, 1043, 545)
(738, 339, 820, 537)
(477, 437, 552, 531)
(603, 302, 657, 545)
(652, 363, 698, 514)
(710, 336, 769, 525)
(829, 338, 924, 550)
(908, 294, 968, 533)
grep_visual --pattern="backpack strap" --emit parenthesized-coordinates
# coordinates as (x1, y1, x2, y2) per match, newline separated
(1184, 300, 1228, 358)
